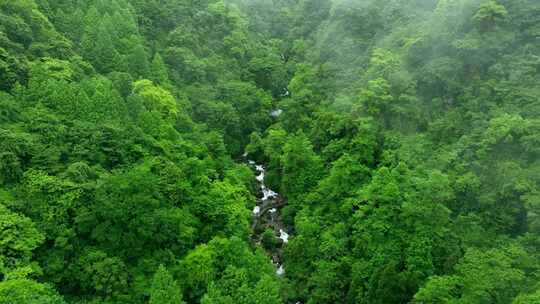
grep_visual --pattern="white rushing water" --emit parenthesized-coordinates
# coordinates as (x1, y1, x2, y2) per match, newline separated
(279, 229, 289, 243)
(255, 165, 265, 182)
(248, 159, 290, 277)
(252, 206, 261, 215)
(276, 264, 285, 276)
(262, 186, 278, 201)
(270, 109, 283, 117)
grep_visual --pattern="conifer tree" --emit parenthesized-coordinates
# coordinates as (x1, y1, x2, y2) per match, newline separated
(150, 53, 171, 86)
(126, 43, 150, 79)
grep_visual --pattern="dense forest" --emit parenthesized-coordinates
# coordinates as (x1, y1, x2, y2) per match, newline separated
(0, 0, 539, 303)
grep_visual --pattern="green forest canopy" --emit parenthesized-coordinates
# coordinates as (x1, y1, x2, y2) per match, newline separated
(0, 0, 539, 303)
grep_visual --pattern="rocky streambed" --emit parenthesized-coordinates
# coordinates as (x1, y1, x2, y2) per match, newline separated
(247, 160, 290, 276)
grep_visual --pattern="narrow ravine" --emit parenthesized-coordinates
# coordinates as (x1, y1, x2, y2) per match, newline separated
(245, 159, 290, 276)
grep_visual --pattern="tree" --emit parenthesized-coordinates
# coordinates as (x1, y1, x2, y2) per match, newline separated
(176, 237, 281, 303)
(473, 0, 508, 31)
(513, 289, 540, 304)
(0, 204, 44, 275)
(414, 245, 530, 303)
(81, 9, 120, 73)
(126, 43, 150, 79)
(0, 47, 27, 90)
(349, 164, 460, 304)
(357, 78, 393, 120)
(74, 249, 129, 299)
(280, 64, 322, 132)
(0, 279, 66, 304)
(150, 53, 171, 86)
(150, 265, 184, 304)
(281, 132, 323, 202)
(132, 79, 179, 118)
